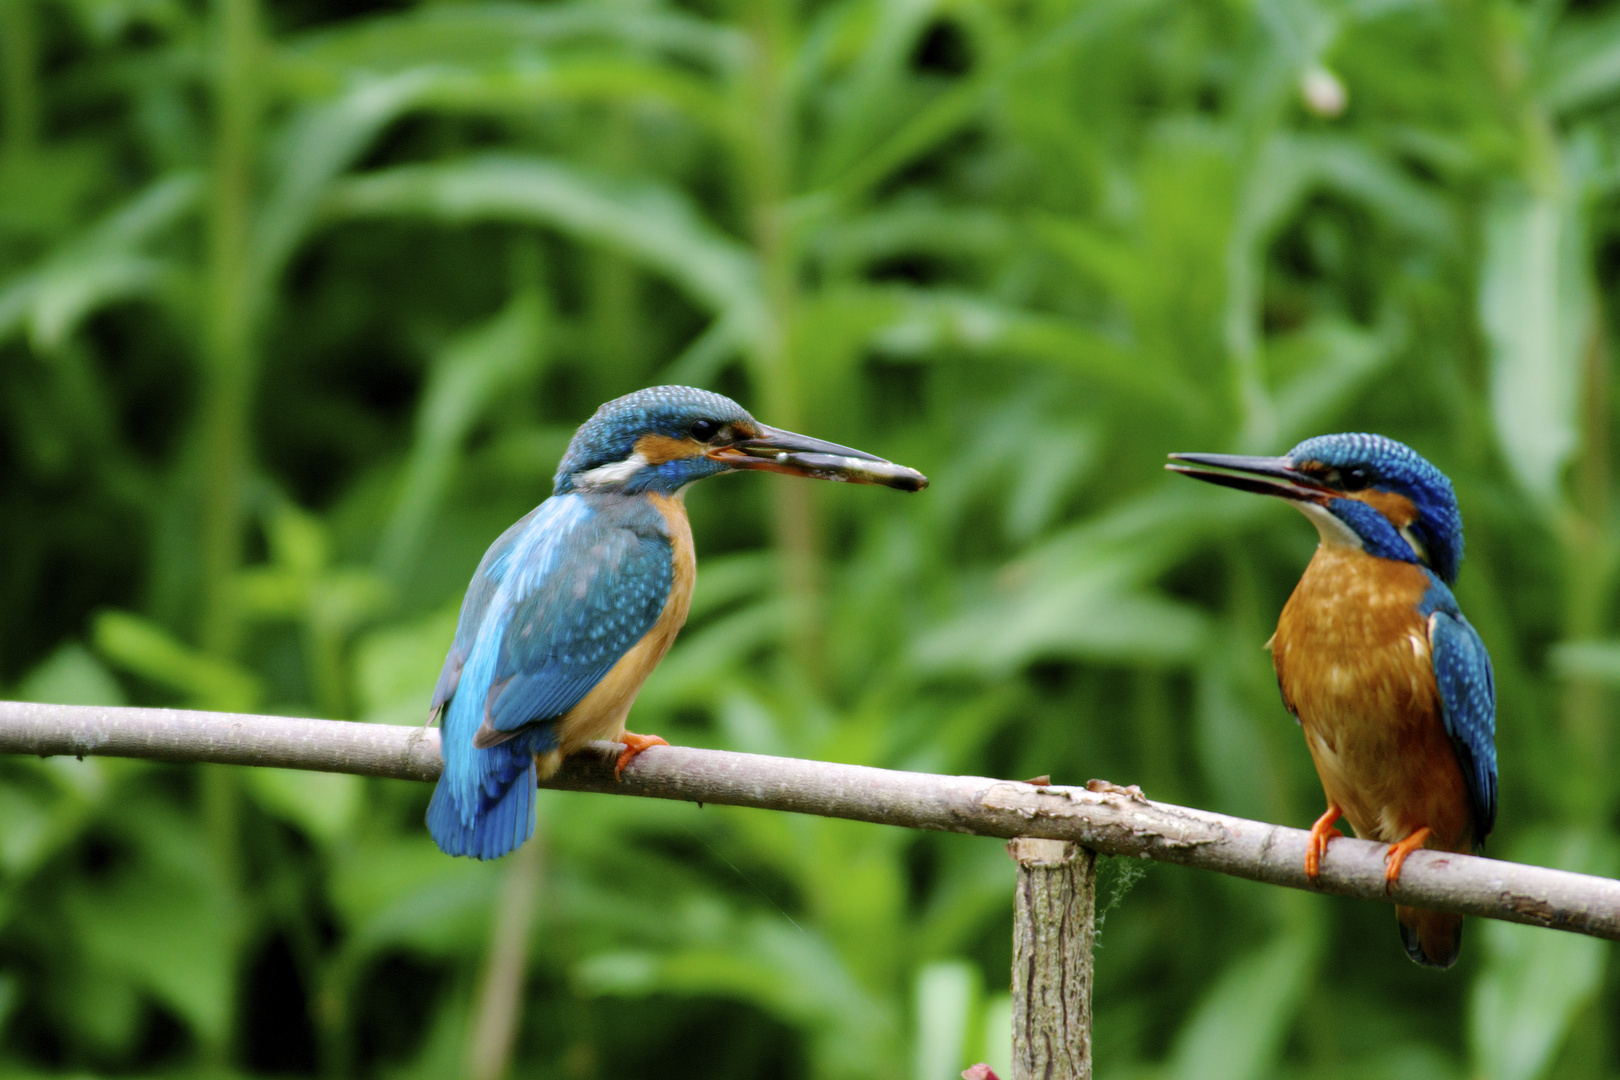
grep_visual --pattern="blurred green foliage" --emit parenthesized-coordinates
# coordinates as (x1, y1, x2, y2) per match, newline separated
(2, 0, 1619, 1075)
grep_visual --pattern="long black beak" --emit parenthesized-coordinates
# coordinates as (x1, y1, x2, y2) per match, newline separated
(1165, 452, 1331, 503)
(711, 425, 929, 491)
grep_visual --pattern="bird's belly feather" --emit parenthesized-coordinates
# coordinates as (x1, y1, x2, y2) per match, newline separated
(1274, 548, 1473, 851)
(541, 493, 696, 772)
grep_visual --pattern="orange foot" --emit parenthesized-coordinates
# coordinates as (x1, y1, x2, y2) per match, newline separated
(614, 731, 669, 779)
(1305, 803, 1344, 881)
(1383, 827, 1432, 891)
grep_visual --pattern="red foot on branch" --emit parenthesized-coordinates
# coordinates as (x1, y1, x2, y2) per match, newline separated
(614, 731, 669, 779)
(962, 1066, 1002, 1080)
(1384, 826, 1432, 891)
(1305, 803, 1344, 881)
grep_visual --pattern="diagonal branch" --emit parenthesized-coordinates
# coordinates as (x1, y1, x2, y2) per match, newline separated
(2, 700, 1616, 941)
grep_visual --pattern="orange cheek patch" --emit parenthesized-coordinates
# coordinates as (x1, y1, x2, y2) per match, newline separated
(635, 433, 705, 465)
(1355, 490, 1418, 527)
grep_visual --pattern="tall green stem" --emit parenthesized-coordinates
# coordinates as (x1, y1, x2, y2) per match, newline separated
(200, 0, 262, 658)
(195, 2, 262, 1069)
(742, 0, 823, 673)
(1561, 316, 1612, 824)
(587, 116, 643, 397)
(1, 0, 38, 160)
(200, 764, 244, 1068)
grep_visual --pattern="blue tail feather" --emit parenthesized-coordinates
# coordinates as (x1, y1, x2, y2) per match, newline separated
(427, 750, 537, 859)
(429, 617, 552, 859)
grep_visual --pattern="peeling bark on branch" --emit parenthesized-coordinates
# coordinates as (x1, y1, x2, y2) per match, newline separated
(4, 701, 1619, 941)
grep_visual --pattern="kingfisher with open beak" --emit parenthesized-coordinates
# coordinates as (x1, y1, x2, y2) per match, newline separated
(1168, 433, 1496, 968)
(426, 386, 927, 860)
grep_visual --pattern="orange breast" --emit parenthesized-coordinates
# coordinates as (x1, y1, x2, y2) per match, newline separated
(1272, 547, 1473, 852)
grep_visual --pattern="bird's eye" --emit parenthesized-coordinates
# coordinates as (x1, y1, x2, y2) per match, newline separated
(1342, 466, 1373, 491)
(689, 419, 722, 442)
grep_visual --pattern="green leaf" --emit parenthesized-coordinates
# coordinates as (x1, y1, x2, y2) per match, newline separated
(376, 291, 549, 579)
(330, 837, 500, 961)
(325, 155, 765, 339)
(1269, 316, 1402, 447)
(1547, 639, 1620, 683)
(0, 784, 59, 879)
(1478, 186, 1590, 505)
(91, 610, 261, 711)
(1226, 133, 1447, 446)
(912, 486, 1261, 673)
(809, 0, 947, 188)
(353, 605, 459, 723)
(912, 557, 1210, 673)
(0, 173, 199, 351)
(411, 61, 741, 142)
(978, 994, 1012, 1080)
(866, 288, 1197, 411)
(283, 3, 748, 81)
(48, 959, 143, 1054)
(1165, 925, 1319, 1080)
(575, 915, 894, 1055)
(250, 70, 446, 324)
(913, 960, 977, 1080)
(16, 642, 126, 706)
(68, 842, 237, 1044)
(244, 768, 363, 845)
(1470, 830, 1616, 1080)
(1542, 10, 1620, 114)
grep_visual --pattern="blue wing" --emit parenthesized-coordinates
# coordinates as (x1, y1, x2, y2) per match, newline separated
(428, 512, 527, 724)
(477, 498, 674, 741)
(1423, 578, 1497, 843)
(427, 493, 673, 859)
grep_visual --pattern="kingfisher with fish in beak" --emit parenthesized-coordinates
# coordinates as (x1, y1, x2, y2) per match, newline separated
(426, 386, 928, 860)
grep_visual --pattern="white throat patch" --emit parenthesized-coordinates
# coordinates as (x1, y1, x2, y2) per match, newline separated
(1399, 524, 1428, 562)
(1294, 501, 1364, 551)
(575, 452, 648, 490)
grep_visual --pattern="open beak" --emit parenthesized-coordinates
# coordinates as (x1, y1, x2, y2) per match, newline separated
(1165, 452, 1332, 504)
(711, 425, 929, 492)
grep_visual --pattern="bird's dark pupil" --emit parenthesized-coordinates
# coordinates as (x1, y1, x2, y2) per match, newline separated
(1344, 467, 1371, 489)
(690, 419, 720, 441)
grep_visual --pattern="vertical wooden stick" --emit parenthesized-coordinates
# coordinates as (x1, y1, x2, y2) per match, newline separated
(1009, 838, 1095, 1080)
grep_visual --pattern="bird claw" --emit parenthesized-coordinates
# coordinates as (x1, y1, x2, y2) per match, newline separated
(1383, 827, 1432, 891)
(613, 731, 669, 779)
(1305, 803, 1344, 881)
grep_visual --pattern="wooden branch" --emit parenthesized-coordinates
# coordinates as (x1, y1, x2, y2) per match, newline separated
(1009, 838, 1093, 1080)
(3, 701, 1618, 941)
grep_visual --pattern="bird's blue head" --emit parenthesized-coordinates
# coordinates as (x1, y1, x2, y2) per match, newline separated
(554, 385, 928, 497)
(1166, 433, 1465, 584)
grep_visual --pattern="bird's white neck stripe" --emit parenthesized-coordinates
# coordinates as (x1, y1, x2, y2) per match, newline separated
(1295, 501, 1364, 550)
(576, 452, 648, 490)
(1399, 523, 1428, 562)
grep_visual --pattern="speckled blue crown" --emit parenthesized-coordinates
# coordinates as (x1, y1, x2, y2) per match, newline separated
(1287, 432, 1464, 584)
(554, 386, 755, 491)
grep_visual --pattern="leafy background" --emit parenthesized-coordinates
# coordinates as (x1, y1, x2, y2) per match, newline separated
(1, 0, 1618, 1076)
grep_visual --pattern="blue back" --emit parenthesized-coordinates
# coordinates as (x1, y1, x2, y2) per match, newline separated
(1418, 571, 1498, 842)
(426, 493, 674, 858)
